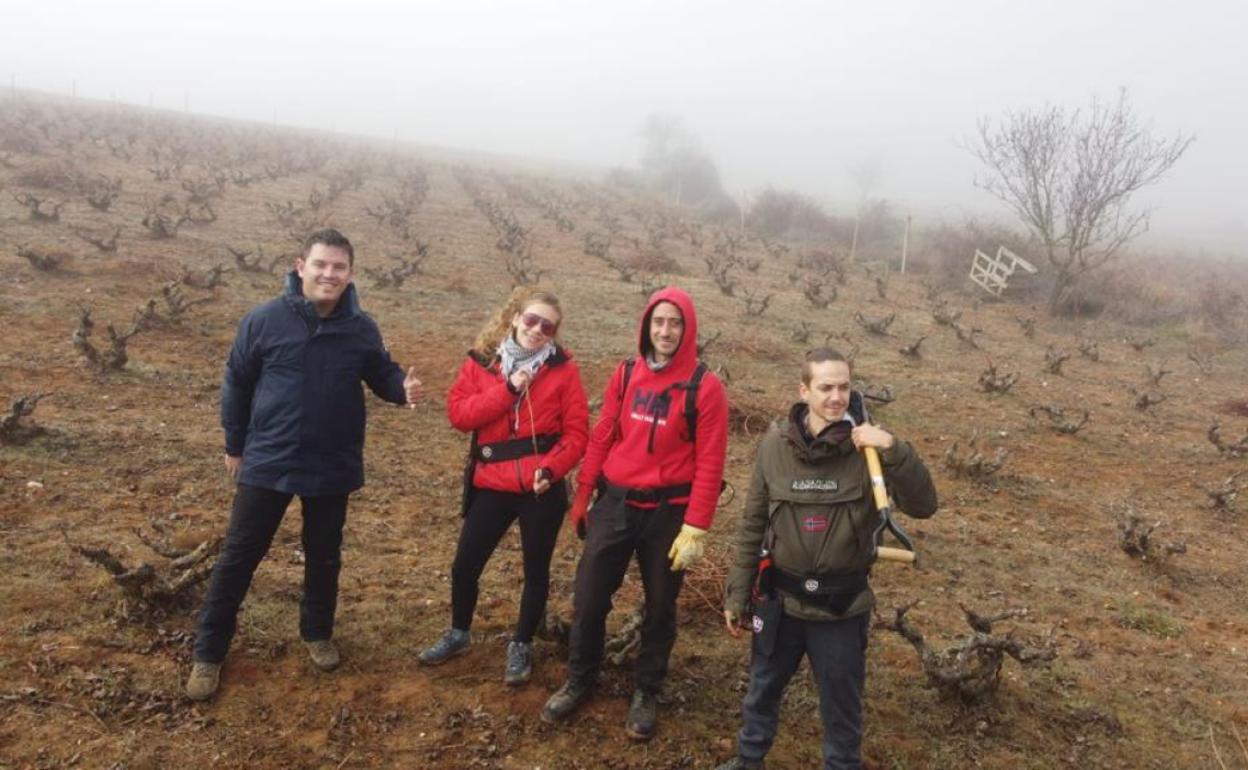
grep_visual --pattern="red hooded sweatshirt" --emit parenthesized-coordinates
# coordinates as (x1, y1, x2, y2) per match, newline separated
(571, 287, 729, 530)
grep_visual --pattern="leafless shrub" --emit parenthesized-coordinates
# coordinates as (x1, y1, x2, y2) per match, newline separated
(180, 264, 229, 290)
(1044, 345, 1072, 374)
(1144, 362, 1172, 387)
(504, 249, 545, 286)
(73, 307, 141, 371)
(854, 311, 895, 335)
(791, 322, 813, 344)
(1126, 335, 1155, 352)
(1195, 471, 1245, 515)
(0, 392, 49, 445)
(932, 301, 962, 326)
(1207, 422, 1248, 459)
(876, 601, 1056, 703)
(944, 435, 1008, 479)
(11, 191, 64, 221)
(65, 526, 221, 617)
(899, 336, 926, 359)
(1077, 339, 1100, 361)
(16, 244, 67, 272)
(1029, 404, 1090, 435)
(1111, 503, 1185, 561)
(79, 174, 123, 211)
(1186, 348, 1215, 375)
(952, 322, 983, 349)
(697, 330, 722, 358)
(364, 248, 429, 290)
(72, 225, 120, 252)
(802, 278, 837, 309)
(856, 381, 895, 405)
(1131, 388, 1167, 412)
(1015, 315, 1036, 338)
(874, 275, 889, 300)
(141, 197, 190, 239)
(978, 358, 1019, 394)
(741, 290, 771, 317)
(228, 245, 284, 274)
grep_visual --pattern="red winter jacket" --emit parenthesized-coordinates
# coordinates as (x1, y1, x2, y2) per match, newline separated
(572, 287, 729, 530)
(447, 346, 589, 494)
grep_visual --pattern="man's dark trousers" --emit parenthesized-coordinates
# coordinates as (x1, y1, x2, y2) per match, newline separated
(737, 610, 869, 770)
(194, 483, 349, 663)
(567, 495, 685, 693)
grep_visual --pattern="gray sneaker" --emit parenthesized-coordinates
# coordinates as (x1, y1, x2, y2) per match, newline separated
(625, 689, 657, 741)
(185, 661, 222, 701)
(419, 628, 470, 665)
(541, 678, 592, 723)
(504, 640, 532, 686)
(305, 639, 341, 671)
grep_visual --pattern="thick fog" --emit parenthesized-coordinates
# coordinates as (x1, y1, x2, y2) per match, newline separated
(4, 0, 1244, 251)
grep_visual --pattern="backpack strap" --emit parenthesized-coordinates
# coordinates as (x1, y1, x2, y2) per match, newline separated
(683, 362, 708, 444)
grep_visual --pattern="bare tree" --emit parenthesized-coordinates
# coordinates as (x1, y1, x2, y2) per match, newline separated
(969, 91, 1192, 313)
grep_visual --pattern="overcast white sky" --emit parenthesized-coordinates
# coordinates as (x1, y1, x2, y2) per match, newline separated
(3, 0, 1245, 250)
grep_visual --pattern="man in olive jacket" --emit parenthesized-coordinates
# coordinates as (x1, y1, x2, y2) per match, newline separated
(717, 348, 937, 770)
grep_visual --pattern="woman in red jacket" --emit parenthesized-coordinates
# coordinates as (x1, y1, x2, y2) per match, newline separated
(419, 287, 589, 685)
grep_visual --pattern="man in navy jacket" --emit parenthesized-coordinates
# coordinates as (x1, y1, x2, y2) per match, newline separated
(186, 229, 422, 701)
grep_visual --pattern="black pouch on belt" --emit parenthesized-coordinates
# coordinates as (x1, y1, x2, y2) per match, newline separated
(748, 551, 782, 657)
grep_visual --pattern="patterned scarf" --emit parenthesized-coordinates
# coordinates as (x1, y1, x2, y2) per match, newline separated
(499, 334, 555, 380)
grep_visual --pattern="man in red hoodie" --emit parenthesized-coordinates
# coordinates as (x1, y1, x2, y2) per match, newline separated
(542, 287, 729, 740)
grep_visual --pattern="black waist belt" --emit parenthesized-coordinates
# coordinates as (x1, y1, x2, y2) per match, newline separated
(474, 434, 559, 463)
(597, 479, 693, 504)
(774, 569, 869, 614)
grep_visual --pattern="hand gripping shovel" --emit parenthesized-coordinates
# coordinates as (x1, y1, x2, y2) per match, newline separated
(852, 390, 916, 564)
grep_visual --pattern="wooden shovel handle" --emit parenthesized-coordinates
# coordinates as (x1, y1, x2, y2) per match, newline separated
(864, 445, 917, 564)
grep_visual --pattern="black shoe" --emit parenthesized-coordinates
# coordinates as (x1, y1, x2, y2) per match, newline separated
(625, 689, 657, 741)
(541, 679, 592, 723)
(714, 758, 765, 770)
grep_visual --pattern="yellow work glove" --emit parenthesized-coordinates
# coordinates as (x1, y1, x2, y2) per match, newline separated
(667, 524, 708, 572)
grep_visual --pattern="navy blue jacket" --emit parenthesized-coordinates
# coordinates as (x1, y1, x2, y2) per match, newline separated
(221, 272, 407, 496)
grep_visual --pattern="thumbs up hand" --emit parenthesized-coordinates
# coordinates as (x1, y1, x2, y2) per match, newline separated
(403, 366, 423, 408)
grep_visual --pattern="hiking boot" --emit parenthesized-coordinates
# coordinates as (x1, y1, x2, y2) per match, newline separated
(503, 640, 532, 686)
(185, 661, 222, 701)
(541, 678, 592, 723)
(418, 628, 470, 666)
(714, 758, 765, 770)
(625, 689, 658, 741)
(305, 639, 341, 671)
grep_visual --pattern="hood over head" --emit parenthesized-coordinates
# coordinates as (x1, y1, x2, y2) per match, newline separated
(637, 286, 699, 370)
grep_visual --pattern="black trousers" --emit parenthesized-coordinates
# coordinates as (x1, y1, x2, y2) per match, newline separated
(193, 483, 349, 663)
(451, 482, 566, 643)
(737, 611, 869, 770)
(567, 495, 686, 694)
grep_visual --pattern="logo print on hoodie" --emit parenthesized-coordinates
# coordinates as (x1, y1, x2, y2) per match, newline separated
(630, 387, 671, 426)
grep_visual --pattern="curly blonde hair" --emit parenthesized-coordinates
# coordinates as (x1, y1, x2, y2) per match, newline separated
(471, 286, 563, 358)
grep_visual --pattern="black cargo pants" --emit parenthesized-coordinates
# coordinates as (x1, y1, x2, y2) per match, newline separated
(566, 493, 686, 694)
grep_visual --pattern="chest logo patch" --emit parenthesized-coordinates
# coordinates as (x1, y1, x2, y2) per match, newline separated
(801, 515, 828, 533)
(792, 479, 838, 492)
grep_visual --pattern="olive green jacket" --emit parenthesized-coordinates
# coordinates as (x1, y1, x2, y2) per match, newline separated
(724, 403, 938, 622)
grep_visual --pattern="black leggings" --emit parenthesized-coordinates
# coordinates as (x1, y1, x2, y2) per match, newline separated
(450, 482, 566, 643)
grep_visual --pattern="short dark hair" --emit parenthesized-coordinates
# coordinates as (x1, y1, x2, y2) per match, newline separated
(802, 347, 851, 385)
(302, 228, 354, 266)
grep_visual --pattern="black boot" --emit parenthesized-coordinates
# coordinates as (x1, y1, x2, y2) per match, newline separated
(625, 689, 657, 741)
(541, 678, 592, 723)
